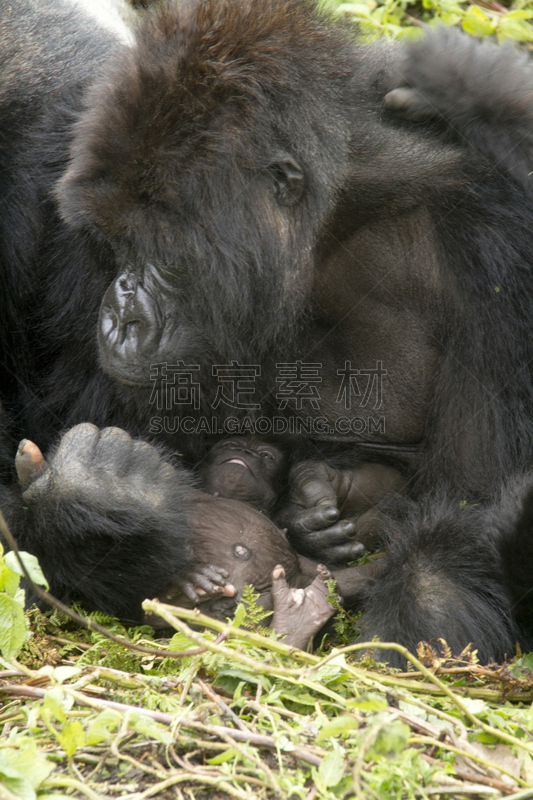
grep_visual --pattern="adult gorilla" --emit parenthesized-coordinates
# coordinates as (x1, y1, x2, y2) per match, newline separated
(2, 0, 533, 661)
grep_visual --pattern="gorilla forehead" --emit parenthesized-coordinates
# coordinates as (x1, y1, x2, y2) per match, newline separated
(55, 0, 356, 241)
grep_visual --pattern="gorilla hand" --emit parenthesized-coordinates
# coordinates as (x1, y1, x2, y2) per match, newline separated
(13, 424, 208, 622)
(271, 563, 337, 649)
(277, 461, 405, 566)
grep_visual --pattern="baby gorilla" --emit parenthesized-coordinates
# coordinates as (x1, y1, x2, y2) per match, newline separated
(191, 436, 386, 633)
(201, 437, 284, 513)
(15, 433, 352, 648)
(159, 436, 347, 647)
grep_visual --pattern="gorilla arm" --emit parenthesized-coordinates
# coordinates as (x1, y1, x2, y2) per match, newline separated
(11, 429, 228, 621)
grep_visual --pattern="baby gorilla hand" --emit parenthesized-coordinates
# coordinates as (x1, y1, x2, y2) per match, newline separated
(271, 563, 338, 649)
(158, 565, 236, 605)
(278, 461, 405, 566)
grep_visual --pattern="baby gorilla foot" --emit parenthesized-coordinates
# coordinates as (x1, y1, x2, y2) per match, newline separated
(271, 563, 337, 649)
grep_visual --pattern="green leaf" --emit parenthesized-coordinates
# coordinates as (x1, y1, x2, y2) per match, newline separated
(368, 721, 410, 760)
(318, 715, 359, 741)
(395, 26, 425, 39)
(0, 592, 28, 658)
(51, 665, 81, 684)
(168, 632, 199, 652)
(43, 686, 73, 723)
(128, 712, 174, 744)
(57, 720, 85, 757)
(233, 602, 246, 627)
(0, 561, 20, 596)
(5, 551, 49, 590)
(316, 653, 347, 683)
(462, 6, 496, 36)
(440, 12, 462, 24)
(476, 732, 500, 744)
(279, 691, 317, 707)
(318, 747, 345, 788)
(516, 651, 533, 668)
(87, 709, 122, 745)
(498, 17, 533, 40)
(0, 744, 55, 798)
(208, 748, 241, 765)
(503, 9, 533, 19)
(339, 3, 374, 16)
(0, 767, 35, 799)
(347, 693, 388, 713)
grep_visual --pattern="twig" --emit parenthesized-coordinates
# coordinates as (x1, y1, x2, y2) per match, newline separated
(42, 775, 109, 800)
(0, 682, 323, 767)
(411, 737, 525, 787)
(421, 755, 519, 794)
(197, 679, 251, 732)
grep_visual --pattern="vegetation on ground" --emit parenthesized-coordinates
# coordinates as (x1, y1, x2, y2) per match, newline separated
(3, 538, 533, 798)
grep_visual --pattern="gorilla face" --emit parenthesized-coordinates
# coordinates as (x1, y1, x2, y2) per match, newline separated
(54, 1, 355, 388)
(79, 148, 309, 386)
(56, 0, 462, 452)
(201, 436, 285, 511)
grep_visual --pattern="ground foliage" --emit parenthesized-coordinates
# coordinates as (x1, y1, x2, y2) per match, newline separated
(3, 600, 533, 799)
(3, 1, 533, 798)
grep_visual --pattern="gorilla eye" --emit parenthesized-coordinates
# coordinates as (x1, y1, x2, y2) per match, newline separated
(233, 543, 251, 560)
(259, 450, 274, 459)
(223, 441, 239, 449)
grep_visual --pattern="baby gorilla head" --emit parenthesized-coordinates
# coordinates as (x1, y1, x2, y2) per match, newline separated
(200, 436, 285, 512)
(190, 493, 301, 607)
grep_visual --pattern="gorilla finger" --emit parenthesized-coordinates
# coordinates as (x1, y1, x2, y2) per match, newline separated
(96, 427, 134, 471)
(315, 563, 332, 585)
(291, 504, 343, 534)
(384, 88, 435, 121)
(53, 423, 100, 464)
(324, 541, 366, 567)
(289, 463, 339, 514)
(132, 439, 168, 474)
(179, 581, 202, 603)
(289, 587, 305, 607)
(197, 564, 230, 585)
(303, 526, 360, 549)
(272, 564, 290, 598)
(352, 506, 386, 550)
(314, 564, 342, 604)
(16, 439, 50, 490)
(305, 565, 331, 598)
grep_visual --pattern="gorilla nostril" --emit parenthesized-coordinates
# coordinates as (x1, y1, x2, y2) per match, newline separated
(118, 274, 140, 296)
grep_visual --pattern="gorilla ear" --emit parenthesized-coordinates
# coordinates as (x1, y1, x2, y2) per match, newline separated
(267, 156, 304, 206)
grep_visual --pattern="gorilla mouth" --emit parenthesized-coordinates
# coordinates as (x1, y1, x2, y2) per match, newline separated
(223, 457, 254, 475)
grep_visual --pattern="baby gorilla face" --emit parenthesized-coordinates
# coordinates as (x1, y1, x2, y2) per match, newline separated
(201, 436, 285, 512)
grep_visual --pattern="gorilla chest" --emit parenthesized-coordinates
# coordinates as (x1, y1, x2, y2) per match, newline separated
(304, 212, 446, 444)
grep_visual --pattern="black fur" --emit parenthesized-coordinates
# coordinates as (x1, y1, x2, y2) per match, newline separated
(362, 493, 524, 666)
